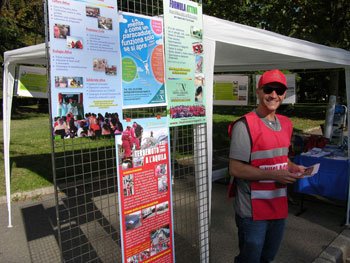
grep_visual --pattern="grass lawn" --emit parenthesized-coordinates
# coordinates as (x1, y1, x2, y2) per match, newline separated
(0, 105, 326, 197)
(0, 110, 53, 196)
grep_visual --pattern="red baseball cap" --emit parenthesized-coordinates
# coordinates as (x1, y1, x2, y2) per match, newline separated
(258, 69, 287, 89)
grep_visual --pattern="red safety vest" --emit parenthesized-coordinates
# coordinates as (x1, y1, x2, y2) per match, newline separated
(245, 112, 292, 220)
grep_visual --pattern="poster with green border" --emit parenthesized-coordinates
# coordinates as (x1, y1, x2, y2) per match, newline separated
(17, 66, 48, 98)
(213, 75, 249, 106)
(163, 0, 206, 126)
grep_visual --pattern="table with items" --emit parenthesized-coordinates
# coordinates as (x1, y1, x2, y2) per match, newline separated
(294, 146, 349, 201)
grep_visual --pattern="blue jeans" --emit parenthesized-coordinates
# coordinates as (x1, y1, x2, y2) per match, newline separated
(234, 214, 286, 263)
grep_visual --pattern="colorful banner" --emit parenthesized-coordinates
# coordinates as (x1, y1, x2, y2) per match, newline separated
(119, 12, 166, 108)
(214, 75, 249, 106)
(48, 0, 122, 139)
(17, 66, 48, 98)
(256, 74, 296, 104)
(116, 117, 175, 263)
(163, 0, 206, 126)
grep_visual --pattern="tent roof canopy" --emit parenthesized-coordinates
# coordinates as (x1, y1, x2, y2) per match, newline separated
(4, 15, 350, 71)
(203, 15, 350, 72)
(4, 43, 47, 66)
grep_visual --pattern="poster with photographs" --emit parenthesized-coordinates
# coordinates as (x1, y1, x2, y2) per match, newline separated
(213, 75, 249, 106)
(256, 74, 296, 104)
(119, 12, 166, 108)
(163, 0, 206, 127)
(17, 66, 47, 98)
(48, 0, 122, 139)
(115, 117, 175, 263)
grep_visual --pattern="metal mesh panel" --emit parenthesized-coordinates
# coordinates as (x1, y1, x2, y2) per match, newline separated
(51, 1, 209, 262)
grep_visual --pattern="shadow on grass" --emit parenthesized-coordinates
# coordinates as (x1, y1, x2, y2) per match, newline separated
(10, 153, 53, 184)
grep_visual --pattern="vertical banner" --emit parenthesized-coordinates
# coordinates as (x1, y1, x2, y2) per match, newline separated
(116, 118, 175, 263)
(163, 0, 206, 126)
(17, 66, 48, 98)
(213, 75, 249, 106)
(119, 12, 166, 108)
(256, 74, 296, 104)
(48, 0, 122, 138)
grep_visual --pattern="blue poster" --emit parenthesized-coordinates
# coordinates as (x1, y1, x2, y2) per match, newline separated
(119, 12, 166, 108)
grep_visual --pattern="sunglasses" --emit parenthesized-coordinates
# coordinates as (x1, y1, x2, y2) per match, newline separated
(262, 86, 287, 96)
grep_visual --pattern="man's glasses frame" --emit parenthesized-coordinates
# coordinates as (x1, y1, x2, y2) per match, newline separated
(262, 85, 287, 96)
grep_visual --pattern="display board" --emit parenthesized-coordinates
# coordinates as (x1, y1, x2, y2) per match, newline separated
(256, 74, 296, 104)
(48, 0, 122, 138)
(119, 12, 166, 108)
(213, 74, 249, 105)
(116, 117, 175, 263)
(17, 66, 48, 98)
(163, 0, 206, 126)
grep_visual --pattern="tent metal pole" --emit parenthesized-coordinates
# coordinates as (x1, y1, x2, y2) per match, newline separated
(345, 67, 350, 226)
(3, 61, 13, 228)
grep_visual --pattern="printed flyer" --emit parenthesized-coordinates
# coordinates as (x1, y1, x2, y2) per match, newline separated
(213, 75, 249, 106)
(116, 117, 175, 263)
(119, 12, 166, 108)
(163, 0, 206, 126)
(48, 0, 122, 139)
(17, 66, 48, 98)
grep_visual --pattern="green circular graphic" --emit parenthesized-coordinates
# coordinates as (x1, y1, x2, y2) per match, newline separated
(122, 58, 137, 82)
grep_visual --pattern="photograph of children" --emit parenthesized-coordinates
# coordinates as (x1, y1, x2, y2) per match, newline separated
(123, 174, 134, 197)
(195, 55, 203, 73)
(55, 76, 68, 88)
(125, 211, 142, 231)
(192, 42, 203, 54)
(93, 58, 107, 72)
(195, 86, 203, 102)
(53, 24, 70, 39)
(67, 77, 83, 88)
(86, 6, 100, 17)
(54, 93, 84, 139)
(150, 224, 171, 256)
(67, 36, 84, 49)
(105, 65, 117, 75)
(98, 16, 113, 30)
(142, 206, 156, 220)
(57, 93, 84, 119)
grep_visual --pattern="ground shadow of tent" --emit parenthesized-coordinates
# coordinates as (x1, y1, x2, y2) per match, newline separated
(10, 153, 53, 184)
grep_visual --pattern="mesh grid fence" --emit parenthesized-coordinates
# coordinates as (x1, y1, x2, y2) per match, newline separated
(50, 1, 210, 262)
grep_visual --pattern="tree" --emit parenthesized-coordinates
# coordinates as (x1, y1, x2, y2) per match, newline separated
(0, 0, 44, 98)
(203, 0, 350, 102)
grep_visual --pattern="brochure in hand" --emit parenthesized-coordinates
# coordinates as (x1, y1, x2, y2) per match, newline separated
(297, 163, 320, 177)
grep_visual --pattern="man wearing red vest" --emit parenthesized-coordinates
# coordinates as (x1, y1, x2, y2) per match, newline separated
(229, 69, 305, 263)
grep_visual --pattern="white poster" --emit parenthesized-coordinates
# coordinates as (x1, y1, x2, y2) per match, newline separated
(48, 0, 122, 138)
(17, 66, 47, 98)
(163, 0, 206, 127)
(213, 75, 249, 105)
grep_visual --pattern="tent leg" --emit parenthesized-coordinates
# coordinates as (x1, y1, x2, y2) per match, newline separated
(345, 68, 350, 226)
(3, 63, 13, 228)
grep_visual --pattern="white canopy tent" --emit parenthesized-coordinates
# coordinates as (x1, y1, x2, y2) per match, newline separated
(2, 43, 48, 227)
(3, 15, 350, 227)
(202, 15, 350, 226)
